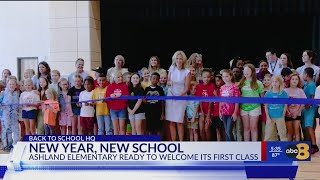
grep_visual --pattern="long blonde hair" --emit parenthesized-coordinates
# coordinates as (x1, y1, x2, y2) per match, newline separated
(271, 75, 285, 93)
(171, 50, 187, 69)
(186, 53, 202, 68)
(45, 88, 58, 101)
(111, 71, 123, 84)
(239, 64, 259, 90)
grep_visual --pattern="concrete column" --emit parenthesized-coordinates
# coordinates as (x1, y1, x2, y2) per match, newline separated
(48, 1, 101, 77)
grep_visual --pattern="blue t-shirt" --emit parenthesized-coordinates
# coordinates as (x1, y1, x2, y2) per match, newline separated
(303, 81, 317, 111)
(264, 90, 289, 119)
(304, 81, 316, 98)
(186, 97, 200, 119)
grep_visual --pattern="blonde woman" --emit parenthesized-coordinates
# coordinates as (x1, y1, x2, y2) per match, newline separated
(107, 55, 129, 83)
(166, 50, 191, 141)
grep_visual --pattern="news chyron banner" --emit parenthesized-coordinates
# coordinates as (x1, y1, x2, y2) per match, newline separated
(9, 136, 309, 167)
(12, 136, 260, 170)
(1, 136, 311, 179)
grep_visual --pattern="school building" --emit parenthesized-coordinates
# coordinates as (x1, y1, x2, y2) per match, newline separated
(0, 1, 101, 79)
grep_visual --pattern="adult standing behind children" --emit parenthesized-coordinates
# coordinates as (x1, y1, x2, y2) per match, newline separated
(32, 61, 51, 89)
(296, 50, 319, 85)
(148, 56, 166, 75)
(68, 58, 90, 87)
(107, 55, 128, 83)
(166, 50, 191, 141)
(265, 48, 281, 75)
(273, 53, 293, 76)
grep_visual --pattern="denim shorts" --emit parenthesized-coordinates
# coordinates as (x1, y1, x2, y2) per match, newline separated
(110, 109, 127, 120)
(129, 113, 146, 121)
(72, 107, 81, 116)
(22, 110, 38, 120)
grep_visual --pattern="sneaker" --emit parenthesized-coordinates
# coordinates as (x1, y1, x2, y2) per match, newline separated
(0, 146, 6, 151)
(3, 146, 11, 152)
(312, 145, 319, 153)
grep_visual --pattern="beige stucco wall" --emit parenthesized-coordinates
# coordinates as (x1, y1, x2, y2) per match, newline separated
(49, 1, 101, 77)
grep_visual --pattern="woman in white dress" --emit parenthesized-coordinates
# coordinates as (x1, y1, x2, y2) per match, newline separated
(166, 50, 191, 141)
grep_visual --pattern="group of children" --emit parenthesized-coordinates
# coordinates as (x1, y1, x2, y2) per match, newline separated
(0, 50, 319, 154)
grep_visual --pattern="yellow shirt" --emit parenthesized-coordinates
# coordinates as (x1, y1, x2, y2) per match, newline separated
(92, 87, 109, 116)
(141, 81, 151, 90)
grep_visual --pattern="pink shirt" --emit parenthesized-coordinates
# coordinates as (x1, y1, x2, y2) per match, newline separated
(284, 88, 307, 116)
(219, 84, 240, 115)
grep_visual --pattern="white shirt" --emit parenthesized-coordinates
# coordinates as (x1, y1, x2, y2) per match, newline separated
(268, 58, 282, 75)
(19, 91, 40, 111)
(273, 66, 284, 76)
(79, 90, 94, 117)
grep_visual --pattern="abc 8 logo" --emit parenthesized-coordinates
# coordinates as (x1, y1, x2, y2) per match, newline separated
(285, 143, 310, 160)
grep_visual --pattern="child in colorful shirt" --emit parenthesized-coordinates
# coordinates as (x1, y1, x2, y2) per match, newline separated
(284, 73, 306, 141)
(239, 64, 264, 141)
(196, 69, 216, 141)
(42, 88, 60, 135)
(93, 74, 112, 135)
(219, 69, 240, 141)
(106, 71, 129, 135)
(1, 79, 20, 151)
(58, 78, 73, 135)
(264, 75, 289, 141)
(186, 81, 199, 141)
(302, 67, 318, 153)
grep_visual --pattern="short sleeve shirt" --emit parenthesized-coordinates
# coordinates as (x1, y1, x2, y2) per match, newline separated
(264, 90, 289, 119)
(240, 80, 264, 111)
(220, 84, 241, 115)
